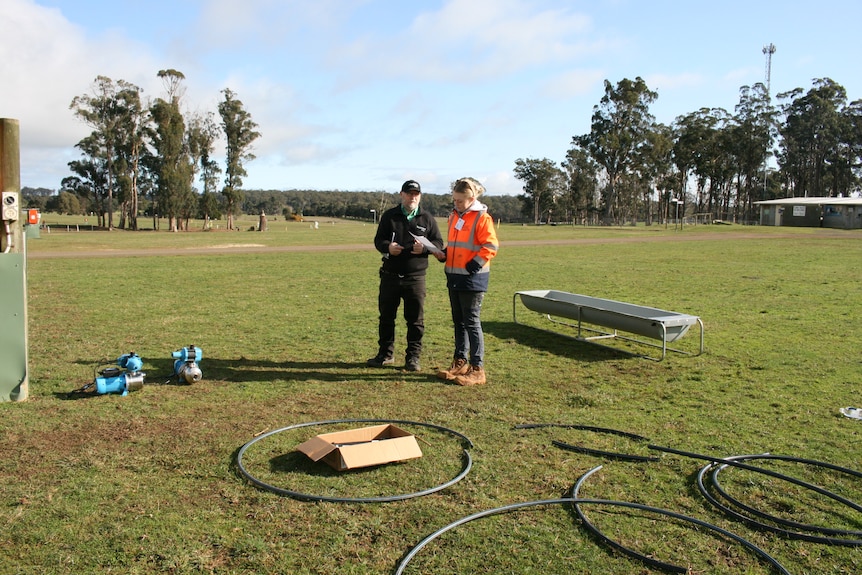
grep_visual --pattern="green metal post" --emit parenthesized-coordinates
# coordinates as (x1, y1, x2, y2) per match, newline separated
(0, 118, 29, 401)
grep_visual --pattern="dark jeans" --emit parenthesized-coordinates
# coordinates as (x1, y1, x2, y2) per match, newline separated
(448, 289, 485, 367)
(377, 271, 426, 360)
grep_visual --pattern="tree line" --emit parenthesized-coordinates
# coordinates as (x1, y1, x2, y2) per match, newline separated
(24, 185, 527, 224)
(238, 189, 525, 222)
(515, 77, 861, 225)
(25, 71, 861, 228)
(60, 70, 259, 231)
(33, 70, 527, 227)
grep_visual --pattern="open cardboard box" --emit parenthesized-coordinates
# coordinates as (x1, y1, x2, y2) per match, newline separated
(296, 424, 423, 471)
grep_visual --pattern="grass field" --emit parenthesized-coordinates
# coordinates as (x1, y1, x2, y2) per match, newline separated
(2, 216, 861, 574)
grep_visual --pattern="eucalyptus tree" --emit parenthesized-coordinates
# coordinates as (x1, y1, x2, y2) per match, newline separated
(637, 122, 675, 225)
(841, 99, 862, 192)
(513, 157, 563, 224)
(731, 83, 776, 219)
(561, 145, 599, 224)
(113, 84, 150, 230)
(777, 78, 854, 197)
(59, 175, 94, 215)
(711, 125, 740, 221)
(672, 107, 732, 219)
(70, 76, 145, 229)
(158, 68, 187, 105)
(150, 69, 194, 231)
(47, 190, 82, 215)
(218, 88, 261, 230)
(573, 77, 658, 224)
(187, 111, 223, 227)
(67, 135, 108, 219)
(475, 194, 524, 223)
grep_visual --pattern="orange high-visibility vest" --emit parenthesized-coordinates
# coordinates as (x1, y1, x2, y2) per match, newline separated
(444, 204, 498, 290)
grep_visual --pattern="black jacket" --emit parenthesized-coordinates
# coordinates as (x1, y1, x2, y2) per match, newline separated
(374, 206, 444, 277)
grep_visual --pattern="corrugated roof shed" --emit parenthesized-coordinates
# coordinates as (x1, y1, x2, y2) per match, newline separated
(754, 197, 862, 206)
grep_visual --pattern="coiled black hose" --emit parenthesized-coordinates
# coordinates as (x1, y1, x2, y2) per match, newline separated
(236, 418, 473, 503)
(394, 490, 791, 575)
(570, 466, 790, 574)
(514, 423, 659, 462)
(696, 453, 862, 546)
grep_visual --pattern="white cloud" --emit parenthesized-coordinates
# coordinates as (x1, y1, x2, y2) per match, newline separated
(0, 0, 164, 186)
(644, 72, 704, 92)
(9, 0, 853, 196)
(482, 170, 521, 196)
(543, 69, 607, 99)
(194, 0, 369, 61)
(1, 1, 90, 146)
(722, 67, 759, 85)
(330, 0, 596, 86)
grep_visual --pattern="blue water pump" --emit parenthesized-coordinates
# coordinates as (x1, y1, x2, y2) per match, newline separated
(94, 352, 146, 396)
(172, 345, 203, 384)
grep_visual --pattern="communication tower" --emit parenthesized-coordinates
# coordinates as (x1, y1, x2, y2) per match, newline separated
(762, 43, 776, 97)
(760, 44, 776, 201)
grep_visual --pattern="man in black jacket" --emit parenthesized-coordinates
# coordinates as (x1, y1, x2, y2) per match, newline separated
(367, 180, 444, 371)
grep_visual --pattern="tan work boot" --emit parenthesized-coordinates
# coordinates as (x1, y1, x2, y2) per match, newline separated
(454, 365, 486, 386)
(436, 358, 470, 380)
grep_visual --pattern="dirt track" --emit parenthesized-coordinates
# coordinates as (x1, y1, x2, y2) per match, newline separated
(25, 229, 856, 259)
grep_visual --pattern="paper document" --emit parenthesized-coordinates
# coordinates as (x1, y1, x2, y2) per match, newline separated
(410, 233, 443, 255)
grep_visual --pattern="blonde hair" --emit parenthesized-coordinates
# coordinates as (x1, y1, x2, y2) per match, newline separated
(453, 177, 485, 199)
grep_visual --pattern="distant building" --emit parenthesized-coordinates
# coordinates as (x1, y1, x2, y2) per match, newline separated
(754, 197, 862, 229)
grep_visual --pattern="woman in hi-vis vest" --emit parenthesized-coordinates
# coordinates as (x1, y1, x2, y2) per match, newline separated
(435, 177, 498, 386)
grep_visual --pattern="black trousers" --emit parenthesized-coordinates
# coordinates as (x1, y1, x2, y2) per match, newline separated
(377, 270, 426, 360)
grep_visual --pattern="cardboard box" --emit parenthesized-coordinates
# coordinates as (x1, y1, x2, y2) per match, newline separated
(296, 424, 423, 471)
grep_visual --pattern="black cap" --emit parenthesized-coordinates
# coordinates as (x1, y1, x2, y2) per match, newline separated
(401, 180, 421, 194)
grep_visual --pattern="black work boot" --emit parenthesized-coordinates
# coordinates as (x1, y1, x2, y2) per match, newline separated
(366, 355, 394, 367)
(404, 356, 421, 372)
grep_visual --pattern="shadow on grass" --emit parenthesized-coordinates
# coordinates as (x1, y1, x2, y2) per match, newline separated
(55, 387, 102, 401)
(131, 357, 432, 384)
(202, 357, 430, 383)
(67, 354, 425, 386)
(68, 355, 435, 386)
(231, 440, 416, 502)
(483, 321, 625, 362)
(267, 451, 389, 478)
(227, 445, 346, 484)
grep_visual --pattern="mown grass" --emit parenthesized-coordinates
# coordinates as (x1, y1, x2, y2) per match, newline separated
(2, 219, 861, 574)
(28, 213, 786, 254)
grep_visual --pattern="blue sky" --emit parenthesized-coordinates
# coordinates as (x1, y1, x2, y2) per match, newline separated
(2, 0, 860, 196)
